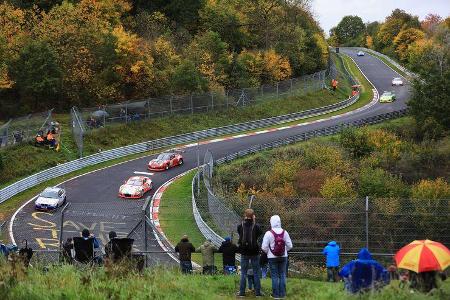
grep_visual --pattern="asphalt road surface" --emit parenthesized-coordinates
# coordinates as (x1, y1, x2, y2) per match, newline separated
(10, 48, 411, 266)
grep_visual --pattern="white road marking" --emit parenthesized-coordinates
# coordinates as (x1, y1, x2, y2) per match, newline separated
(133, 171, 154, 176)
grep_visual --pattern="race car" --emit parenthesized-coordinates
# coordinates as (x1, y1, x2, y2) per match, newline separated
(148, 152, 183, 171)
(35, 187, 66, 211)
(118, 176, 153, 199)
(391, 77, 404, 86)
(379, 91, 396, 103)
(357, 51, 365, 56)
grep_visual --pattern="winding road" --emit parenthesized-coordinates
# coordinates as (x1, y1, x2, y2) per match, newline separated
(10, 48, 411, 265)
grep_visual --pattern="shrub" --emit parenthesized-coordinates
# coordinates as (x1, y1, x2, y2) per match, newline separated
(411, 178, 450, 200)
(302, 142, 353, 176)
(358, 167, 409, 198)
(339, 127, 373, 158)
(293, 168, 327, 197)
(320, 175, 356, 200)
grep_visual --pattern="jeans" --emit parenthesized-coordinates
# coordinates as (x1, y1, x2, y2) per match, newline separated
(261, 264, 269, 278)
(269, 257, 288, 298)
(180, 261, 192, 274)
(248, 275, 254, 290)
(240, 255, 261, 295)
(327, 266, 339, 282)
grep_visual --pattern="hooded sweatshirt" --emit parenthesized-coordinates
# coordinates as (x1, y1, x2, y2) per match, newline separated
(196, 240, 218, 267)
(219, 239, 239, 266)
(261, 215, 293, 258)
(339, 248, 385, 279)
(323, 241, 340, 267)
(175, 238, 195, 262)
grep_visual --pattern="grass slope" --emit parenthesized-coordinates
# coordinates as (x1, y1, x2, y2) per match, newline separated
(159, 171, 223, 268)
(1, 263, 448, 300)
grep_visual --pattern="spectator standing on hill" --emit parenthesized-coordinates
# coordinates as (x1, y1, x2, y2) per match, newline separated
(237, 208, 263, 297)
(262, 215, 293, 300)
(175, 235, 195, 274)
(322, 241, 340, 282)
(197, 239, 218, 275)
(218, 236, 239, 275)
(104, 231, 117, 259)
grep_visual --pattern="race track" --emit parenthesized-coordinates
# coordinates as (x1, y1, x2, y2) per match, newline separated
(10, 48, 411, 265)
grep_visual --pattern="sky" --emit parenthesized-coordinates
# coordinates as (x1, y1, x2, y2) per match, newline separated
(312, 0, 450, 36)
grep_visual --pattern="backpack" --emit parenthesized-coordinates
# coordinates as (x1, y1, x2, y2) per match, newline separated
(269, 229, 285, 256)
(240, 221, 255, 250)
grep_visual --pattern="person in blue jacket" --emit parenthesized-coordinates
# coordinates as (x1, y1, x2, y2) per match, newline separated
(322, 241, 340, 282)
(339, 248, 388, 293)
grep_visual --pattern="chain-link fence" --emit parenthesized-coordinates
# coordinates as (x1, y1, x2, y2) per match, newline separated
(76, 70, 328, 131)
(0, 109, 54, 148)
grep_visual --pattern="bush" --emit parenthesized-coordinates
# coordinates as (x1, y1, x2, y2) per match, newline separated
(339, 127, 373, 158)
(358, 167, 409, 198)
(411, 178, 450, 200)
(320, 175, 356, 200)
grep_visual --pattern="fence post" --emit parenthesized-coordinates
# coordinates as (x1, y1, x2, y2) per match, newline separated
(125, 103, 128, 124)
(365, 196, 369, 249)
(143, 209, 148, 268)
(211, 92, 214, 111)
(147, 99, 151, 120)
(170, 96, 173, 114)
(226, 90, 229, 110)
(191, 94, 194, 114)
(59, 203, 69, 262)
(276, 82, 279, 97)
(290, 79, 293, 94)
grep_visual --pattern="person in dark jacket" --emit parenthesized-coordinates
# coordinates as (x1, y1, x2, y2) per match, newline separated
(218, 237, 239, 275)
(104, 231, 117, 259)
(236, 209, 263, 297)
(323, 241, 340, 282)
(175, 235, 196, 274)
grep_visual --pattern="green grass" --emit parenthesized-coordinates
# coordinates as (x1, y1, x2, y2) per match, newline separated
(0, 262, 448, 300)
(159, 171, 223, 268)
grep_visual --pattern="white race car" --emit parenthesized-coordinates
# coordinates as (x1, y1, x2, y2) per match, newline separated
(357, 51, 365, 56)
(391, 77, 404, 86)
(35, 187, 67, 211)
(118, 176, 153, 199)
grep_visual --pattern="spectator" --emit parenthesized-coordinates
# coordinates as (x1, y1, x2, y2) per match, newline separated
(247, 266, 255, 291)
(175, 235, 195, 274)
(261, 215, 293, 300)
(260, 249, 269, 279)
(104, 231, 117, 259)
(322, 241, 340, 282)
(81, 229, 100, 249)
(237, 208, 263, 297)
(81, 229, 101, 264)
(339, 248, 387, 293)
(62, 238, 74, 264)
(196, 239, 218, 275)
(218, 236, 239, 275)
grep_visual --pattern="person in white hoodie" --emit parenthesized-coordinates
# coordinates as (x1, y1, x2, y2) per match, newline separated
(261, 215, 293, 299)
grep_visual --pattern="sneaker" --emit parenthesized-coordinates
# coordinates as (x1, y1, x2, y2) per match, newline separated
(255, 292, 265, 297)
(236, 292, 245, 298)
(270, 294, 281, 299)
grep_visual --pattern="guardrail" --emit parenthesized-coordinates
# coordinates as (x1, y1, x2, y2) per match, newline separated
(0, 92, 359, 205)
(191, 109, 409, 246)
(356, 47, 418, 80)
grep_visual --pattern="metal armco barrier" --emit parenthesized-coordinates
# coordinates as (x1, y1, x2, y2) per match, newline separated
(0, 93, 360, 205)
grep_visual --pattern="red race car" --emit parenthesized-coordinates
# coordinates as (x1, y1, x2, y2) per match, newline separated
(118, 176, 153, 199)
(148, 152, 183, 171)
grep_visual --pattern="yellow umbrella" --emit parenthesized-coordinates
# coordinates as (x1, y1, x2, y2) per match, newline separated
(395, 240, 450, 273)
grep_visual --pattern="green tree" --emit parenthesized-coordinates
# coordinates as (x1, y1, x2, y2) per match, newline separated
(358, 167, 409, 198)
(339, 128, 373, 158)
(334, 15, 366, 46)
(393, 28, 425, 61)
(9, 40, 62, 111)
(171, 60, 208, 93)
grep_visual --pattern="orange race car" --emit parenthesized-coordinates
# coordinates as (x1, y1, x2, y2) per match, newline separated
(118, 176, 153, 199)
(148, 152, 183, 171)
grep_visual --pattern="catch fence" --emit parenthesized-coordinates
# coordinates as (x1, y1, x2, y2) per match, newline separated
(0, 109, 54, 148)
(76, 70, 328, 131)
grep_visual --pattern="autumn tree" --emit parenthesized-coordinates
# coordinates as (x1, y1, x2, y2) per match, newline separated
(393, 28, 425, 61)
(421, 14, 443, 36)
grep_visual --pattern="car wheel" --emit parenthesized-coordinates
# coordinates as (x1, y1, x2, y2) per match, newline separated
(179, 159, 183, 165)
(165, 164, 169, 170)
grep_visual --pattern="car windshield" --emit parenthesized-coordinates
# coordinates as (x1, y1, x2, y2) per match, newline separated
(127, 178, 142, 186)
(157, 153, 171, 160)
(393, 78, 401, 81)
(382, 91, 392, 96)
(41, 190, 59, 198)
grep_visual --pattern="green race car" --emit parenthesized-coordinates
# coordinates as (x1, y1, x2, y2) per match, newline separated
(379, 91, 396, 103)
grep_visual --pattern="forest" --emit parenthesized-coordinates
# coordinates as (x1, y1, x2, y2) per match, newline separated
(0, 0, 327, 118)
